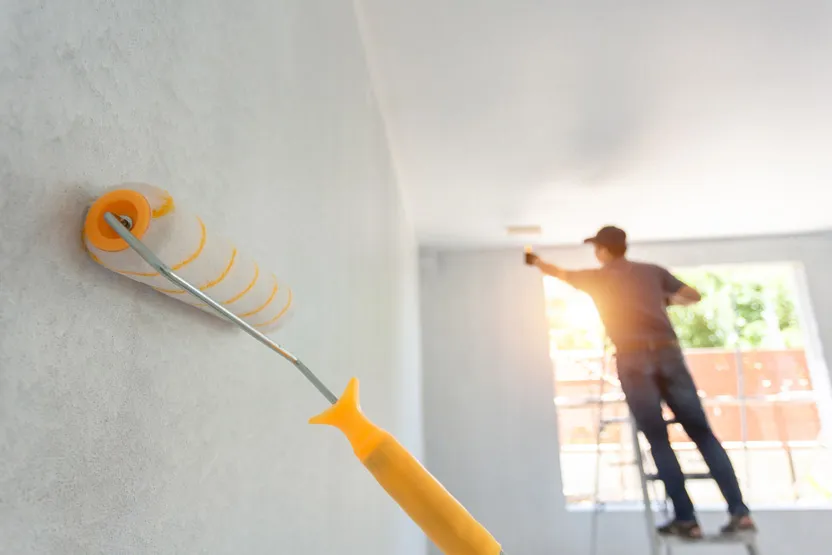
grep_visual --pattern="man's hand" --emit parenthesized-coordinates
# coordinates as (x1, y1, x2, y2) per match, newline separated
(666, 286, 702, 307)
(525, 251, 570, 280)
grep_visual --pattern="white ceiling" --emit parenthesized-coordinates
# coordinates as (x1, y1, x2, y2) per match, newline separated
(357, 0, 832, 248)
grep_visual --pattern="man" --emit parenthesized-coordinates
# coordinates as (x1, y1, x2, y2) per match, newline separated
(526, 225, 755, 539)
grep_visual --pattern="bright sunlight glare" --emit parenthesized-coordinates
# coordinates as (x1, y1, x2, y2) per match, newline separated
(543, 276, 605, 350)
(562, 293, 602, 330)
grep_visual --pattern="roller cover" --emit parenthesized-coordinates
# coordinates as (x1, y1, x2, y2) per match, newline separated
(310, 379, 502, 555)
(83, 183, 292, 332)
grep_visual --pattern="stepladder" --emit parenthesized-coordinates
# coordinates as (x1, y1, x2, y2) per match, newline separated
(588, 353, 761, 555)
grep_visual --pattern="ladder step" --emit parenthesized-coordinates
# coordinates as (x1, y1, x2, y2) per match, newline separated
(661, 533, 758, 546)
(600, 416, 630, 425)
(600, 417, 678, 426)
(646, 472, 712, 481)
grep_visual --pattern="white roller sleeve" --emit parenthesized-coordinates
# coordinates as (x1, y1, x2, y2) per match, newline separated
(83, 183, 292, 332)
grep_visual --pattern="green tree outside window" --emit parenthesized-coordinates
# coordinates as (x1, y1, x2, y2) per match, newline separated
(668, 266, 803, 349)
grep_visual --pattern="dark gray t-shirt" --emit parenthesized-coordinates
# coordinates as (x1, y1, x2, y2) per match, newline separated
(564, 258, 687, 348)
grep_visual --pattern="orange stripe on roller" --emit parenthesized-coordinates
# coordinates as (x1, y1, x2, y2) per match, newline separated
(117, 268, 158, 277)
(140, 217, 207, 290)
(239, 275, 279, 318)
(153, 287, 182, 294)
(85, 216, 205, 278)
(171, 217, 206, 270)
(154, 248, 238, 295)
(83, 231, 157, 276)
(202, 248, 237, 289)
(254, 288, 293, 329)
(152, 193, 175, 218)
(223, 264, 259, 305)
(161, 261, 258, 309)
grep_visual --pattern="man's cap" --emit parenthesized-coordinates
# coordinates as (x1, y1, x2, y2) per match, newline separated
(583, 226, 627, 249)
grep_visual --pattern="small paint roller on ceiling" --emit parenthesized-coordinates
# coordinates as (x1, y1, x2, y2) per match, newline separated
(506, 224, 542, 262)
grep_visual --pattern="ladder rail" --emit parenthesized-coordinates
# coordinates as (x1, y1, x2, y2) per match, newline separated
(632, 417, 662, 555)
(589, 360, 608, 555)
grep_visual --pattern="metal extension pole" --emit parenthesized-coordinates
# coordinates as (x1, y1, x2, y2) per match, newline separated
(103, 212, 338, 404)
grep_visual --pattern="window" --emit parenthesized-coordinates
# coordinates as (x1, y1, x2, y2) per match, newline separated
(546, 263, 832, 508)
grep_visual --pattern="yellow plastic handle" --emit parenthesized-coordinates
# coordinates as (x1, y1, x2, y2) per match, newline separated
(310, 378, 502, 555)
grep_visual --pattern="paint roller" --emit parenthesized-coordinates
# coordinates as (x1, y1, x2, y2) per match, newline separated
(83, 184, 292, 329)
(82, 184, 503, 555)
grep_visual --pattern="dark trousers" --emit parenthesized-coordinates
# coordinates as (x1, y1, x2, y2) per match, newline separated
(616, 346, 750, 521)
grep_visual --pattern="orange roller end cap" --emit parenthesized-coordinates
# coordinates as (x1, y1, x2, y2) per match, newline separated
(84, 189, 152, 252)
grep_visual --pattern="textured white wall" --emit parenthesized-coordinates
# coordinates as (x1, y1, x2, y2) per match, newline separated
(420, 233, 832, 555)
(0, 1, 424, 554)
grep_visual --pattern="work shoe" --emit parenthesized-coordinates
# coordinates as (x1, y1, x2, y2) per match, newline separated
(657, 520, 703, 540)
(720, 514, 756, 536)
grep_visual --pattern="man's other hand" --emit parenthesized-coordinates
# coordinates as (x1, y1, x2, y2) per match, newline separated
(667, 286, 702, 306)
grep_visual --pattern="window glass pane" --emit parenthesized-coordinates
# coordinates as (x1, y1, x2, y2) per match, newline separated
(743, 447, 796, 504)
(558, 405, 642, 505)
(685, 350, 739, 397)
(745, 403, 822, 443)
(793, 447, 832, 502)
(667, 404, 743, 443)
(741, 349, 815, 396)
